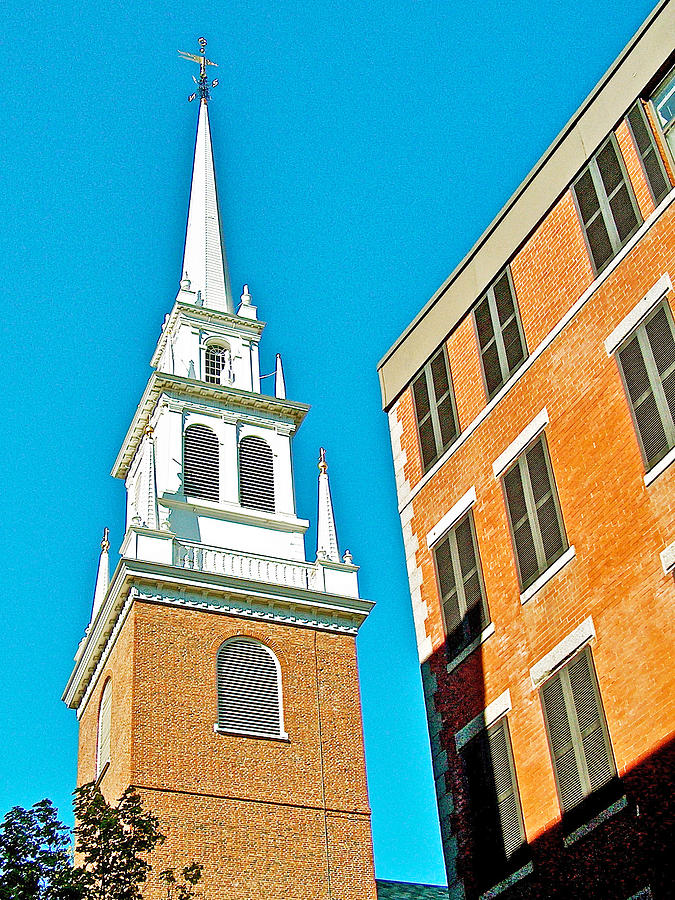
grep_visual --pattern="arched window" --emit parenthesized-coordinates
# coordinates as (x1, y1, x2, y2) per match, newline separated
(184, 424, 219, 501)
(239, 436, 275, 512)
(205, 344, 231, 385)
(96, 679, 112, 778)
(216, 638, 285, 739)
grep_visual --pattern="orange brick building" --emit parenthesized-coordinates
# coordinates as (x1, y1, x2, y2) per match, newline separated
(378, 3, 675, 898)
(63, 41, 380, 900)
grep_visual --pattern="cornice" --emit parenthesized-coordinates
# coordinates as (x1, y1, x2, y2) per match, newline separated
(63, 558, 374, 714)
(151, 300, 266, 368)
(112, 373, 310, 479)
(160, 497, 310, 533)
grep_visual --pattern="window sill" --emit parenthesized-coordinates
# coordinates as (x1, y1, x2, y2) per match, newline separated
(644, 445, 675, 486)
(563, 795, 628, 847)
(213, 724, 290, 743)
(520, 546, 576, 606)
(446, 622, 495, 674)
(95, 759, 110, 787)
(480, 861, 533, 899)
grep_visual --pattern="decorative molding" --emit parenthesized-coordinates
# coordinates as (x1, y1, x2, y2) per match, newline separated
(563, 795, 628, 846)
(427, 487, 477, 548)
(455, 689, 511, 750)
(644, 444, 675, 486)
(520, 546, 576, 605)
(76, 596, 133, 719)
(604, 273, 671, 356)
(493, 409, 549, 478)
(530, 616, 595, 688)
(660, 540, 675, 574)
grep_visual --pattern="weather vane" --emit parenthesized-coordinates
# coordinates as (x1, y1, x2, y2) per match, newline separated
(178, 37, 219, 102)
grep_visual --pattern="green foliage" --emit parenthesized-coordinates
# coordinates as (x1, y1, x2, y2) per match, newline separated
(0, 799, 86, 900)
(158, 863, 203, 900)
(73, 783, 165, 900)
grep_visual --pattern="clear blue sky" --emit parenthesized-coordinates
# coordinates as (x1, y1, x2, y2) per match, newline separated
(0, 0, 656, 886)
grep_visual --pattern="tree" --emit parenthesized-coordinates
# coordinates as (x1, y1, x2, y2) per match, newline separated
(158, 863, 203, 900)
(0, 799, 86, 900)
(73, 783, 165, 900)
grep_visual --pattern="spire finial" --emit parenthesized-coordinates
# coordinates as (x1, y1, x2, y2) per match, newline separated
(101, 527, 110, 552)
(318, 447, 328, 474)
(178, 37, 219, 102)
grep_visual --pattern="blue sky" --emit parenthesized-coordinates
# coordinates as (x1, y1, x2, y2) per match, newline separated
(0, 0, 656, 886)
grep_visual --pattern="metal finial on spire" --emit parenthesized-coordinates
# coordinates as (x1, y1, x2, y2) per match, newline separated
(318, 447, 328, 474)
(178, 37, 219, 102)
(101, 527, 110, 552)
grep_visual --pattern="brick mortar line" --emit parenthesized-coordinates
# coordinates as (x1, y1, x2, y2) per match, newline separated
(131, 782, 371, 817)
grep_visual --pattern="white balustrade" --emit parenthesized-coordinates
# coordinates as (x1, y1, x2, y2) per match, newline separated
(175, 540, 312, 589)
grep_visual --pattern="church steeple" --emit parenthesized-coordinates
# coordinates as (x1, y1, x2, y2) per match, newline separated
(179, 97, 233, 312)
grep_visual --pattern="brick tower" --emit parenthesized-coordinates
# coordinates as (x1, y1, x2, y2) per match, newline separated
(63, 39, 377, 900)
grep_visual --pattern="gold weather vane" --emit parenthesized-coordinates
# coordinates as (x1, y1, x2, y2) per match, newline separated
(178, 37, 219, 102)
(318, 448, 328, 474)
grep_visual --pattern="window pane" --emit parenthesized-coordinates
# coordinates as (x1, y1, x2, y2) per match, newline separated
(609, 184, 639, 243)
(596, 139, 623, 195)
(575, 170, 600, 224)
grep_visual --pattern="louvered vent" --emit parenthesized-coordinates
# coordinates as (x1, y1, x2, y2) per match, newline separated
(184, 424, 219, 501)
(97, 679, 112, 777)
(627, 103, 669, 204)
(216, 638, 282, 738)
(239, 436, 275, 512)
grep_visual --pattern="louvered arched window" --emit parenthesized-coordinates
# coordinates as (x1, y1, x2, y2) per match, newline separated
(239, 436, 275, 512)
(216, 638, 285, 739)
(96, 679, 112, 778)
(205, 344, 231, 385)
(183, 424, 219, 501)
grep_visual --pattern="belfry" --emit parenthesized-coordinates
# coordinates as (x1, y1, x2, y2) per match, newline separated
(63, 39, 377, 900)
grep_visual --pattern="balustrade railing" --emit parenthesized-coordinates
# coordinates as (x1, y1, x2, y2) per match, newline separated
(175, 540, 318, 590)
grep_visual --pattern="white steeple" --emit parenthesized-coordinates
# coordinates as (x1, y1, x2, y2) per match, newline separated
(91, 528, 110, 620)
(316, 448, 340, 562)
(180, 98, 233, 313)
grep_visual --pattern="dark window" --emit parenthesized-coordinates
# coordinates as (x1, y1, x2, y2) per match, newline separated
(239, 436, 275, 512)
(474, 268, 527, 400)
(573, 134, 642, 275)
(216, 638, 283, 738)
(462, 718, 526, 889)
(502, 435, 568, 591)
(616, 301, 675, 470)
(205, 345, 231, 385)
(434, 511, 489, 658)
(627, 102, 670, 205)
(412, 347, 459, 471)
(183, 424, 219, 501)
(541, 647, 616, 815)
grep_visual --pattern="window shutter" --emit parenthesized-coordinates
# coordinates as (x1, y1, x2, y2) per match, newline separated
(525, 439, 564, 566)
(455, 515, 487, 635)
(618, 303, 675, 468)
(541, 648, 615, 814)
(97, 680, 112, 777)
(474, 269, 526, 400)
(542, 671, 585, 811)
(503, 462, 539, 587)
(412, 348, 459, 471)
(568, 651, 615, 793)
(183, 424, 219, 501)
(627, 103, 670, 205)
(239, 436, 275, 512)
(487, 720, 525, 859)
(216, 639, 282, 738)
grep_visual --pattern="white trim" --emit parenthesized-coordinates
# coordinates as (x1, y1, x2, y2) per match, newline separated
(520, 546, 576, 605)
(213, 724, 290, 742)
(563, 795, 628, 846)
(480, 862, 533, 899)
(427, 487, 477, 547)
(492, 409, 549, 478)
(455, 688, 511, 750)
(446, 622, 495, 675)
(604, 273, 672, 355)
(660, 540, 675, 574)
(396, 188, 675, 514)
(644, 444, 675, 485)
(530, 616, 595, 688)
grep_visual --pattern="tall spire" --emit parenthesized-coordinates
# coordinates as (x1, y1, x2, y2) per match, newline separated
(178, 39, 233, 313)
(91, 528, 110, 621)
(316, 448, 340, 562)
